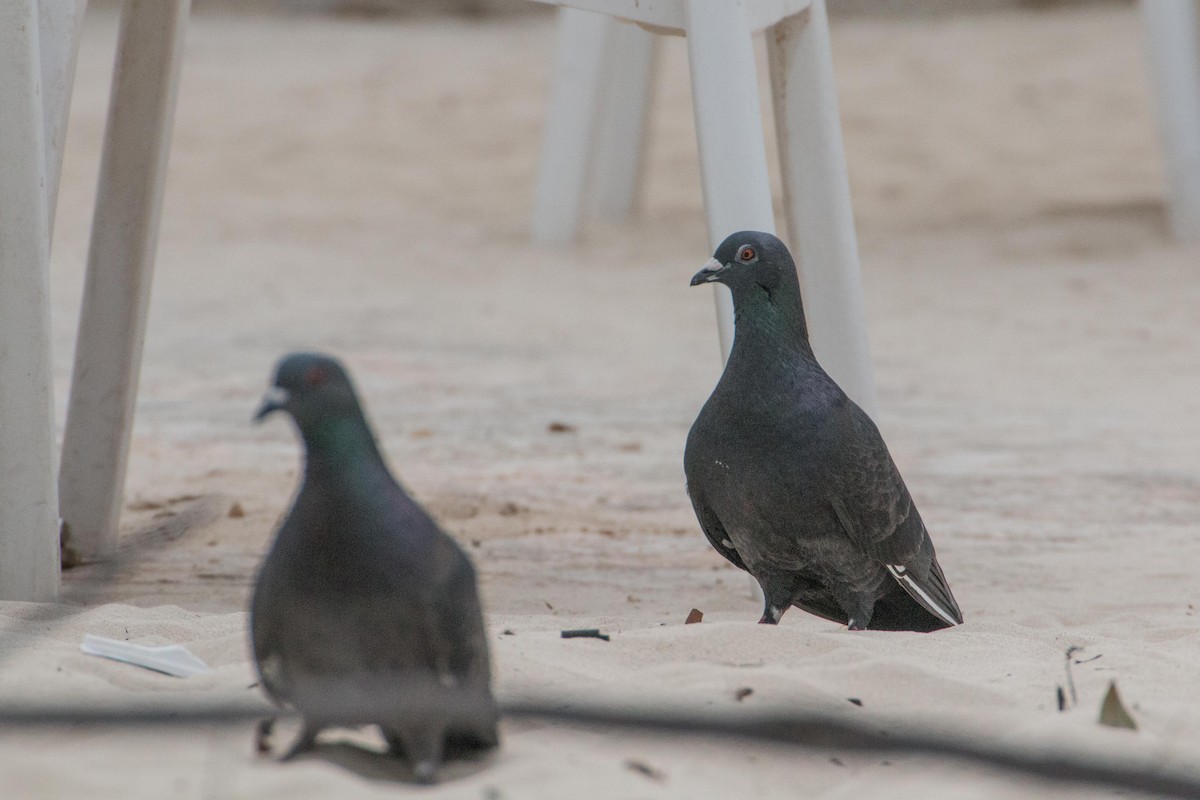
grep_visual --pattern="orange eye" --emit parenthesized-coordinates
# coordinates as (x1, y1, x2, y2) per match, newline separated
(304, 366, 328, 387)
(738, 246, 756, 261)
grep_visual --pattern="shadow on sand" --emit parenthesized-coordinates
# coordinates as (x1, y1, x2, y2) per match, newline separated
(270, 734, 497, 786)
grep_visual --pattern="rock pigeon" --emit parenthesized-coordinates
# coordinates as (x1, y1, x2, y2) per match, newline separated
(251, 352, 498, 781)
(684, 232, 963, 632)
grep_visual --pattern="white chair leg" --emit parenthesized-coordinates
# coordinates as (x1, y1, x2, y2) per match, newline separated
(0, 0, 60, 601)
(532, 8, 612, 245)
(1139, 0, 1200, 242)
(587, 21, 657, 220)
(58, 0, 190, 564)
(686, 1, 778, 606)
(685, 0, 777, 360)
(767, 1, 877, 416)
(38, 0, 89, 236)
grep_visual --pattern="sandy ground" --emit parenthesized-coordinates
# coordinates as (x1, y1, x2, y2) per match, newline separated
(1, 2, 1198, 797)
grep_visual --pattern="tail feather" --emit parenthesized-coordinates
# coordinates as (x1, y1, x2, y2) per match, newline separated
(885, 556, 962, 627)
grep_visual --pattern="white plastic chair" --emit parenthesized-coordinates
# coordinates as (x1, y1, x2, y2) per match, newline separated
(1139, 0, 1200, 241)
(530, 0, 879, 415)
(0, 0, 188, 599)
(0, 0, 74, 601)
(57, 0, 190, 571)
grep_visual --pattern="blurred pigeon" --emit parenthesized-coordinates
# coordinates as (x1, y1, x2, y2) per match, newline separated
(251, 352, 498, 781)
(684, 232, 962, 632)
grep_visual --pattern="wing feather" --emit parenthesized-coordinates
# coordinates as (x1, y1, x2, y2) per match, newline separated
(828, 402, 963, 625)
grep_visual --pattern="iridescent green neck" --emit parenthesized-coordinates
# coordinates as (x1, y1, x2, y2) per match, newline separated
(729, 281, 813, 362)
(300, 413, 386, 478)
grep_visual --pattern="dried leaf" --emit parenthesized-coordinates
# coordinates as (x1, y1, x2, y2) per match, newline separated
(685, 608, 703, 624)
(1098, 681, 1137, 730)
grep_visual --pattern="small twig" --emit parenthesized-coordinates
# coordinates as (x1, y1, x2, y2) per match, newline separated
(1064, 646, 1083, 707)
(560, 629, 610, 642)
(624, 758, 666, 782)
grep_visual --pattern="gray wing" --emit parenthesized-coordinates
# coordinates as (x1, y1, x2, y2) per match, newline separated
(686, 486, 749, 572)
(427, 536, 493, 686)
(424, 533, 499, 743)
(250, 517, 441, 709)
(249, 566, 292, 707)
(826, 401, 963, 626)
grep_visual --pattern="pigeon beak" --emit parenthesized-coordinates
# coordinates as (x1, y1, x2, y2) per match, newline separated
(254, 386, 291, 423)
(690, 258, 729, 286)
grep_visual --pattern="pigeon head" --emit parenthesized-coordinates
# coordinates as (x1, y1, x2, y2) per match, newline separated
(691, 231, 808, 341)
(690, 231, 798, 295)
(254, 352, 364, 430)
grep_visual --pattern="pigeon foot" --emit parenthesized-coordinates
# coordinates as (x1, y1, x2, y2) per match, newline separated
(254, 717, 275, 756)
(758, 603, 785, 624)
(279, 725, 320, 761)
(413, 760, 439, 785)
